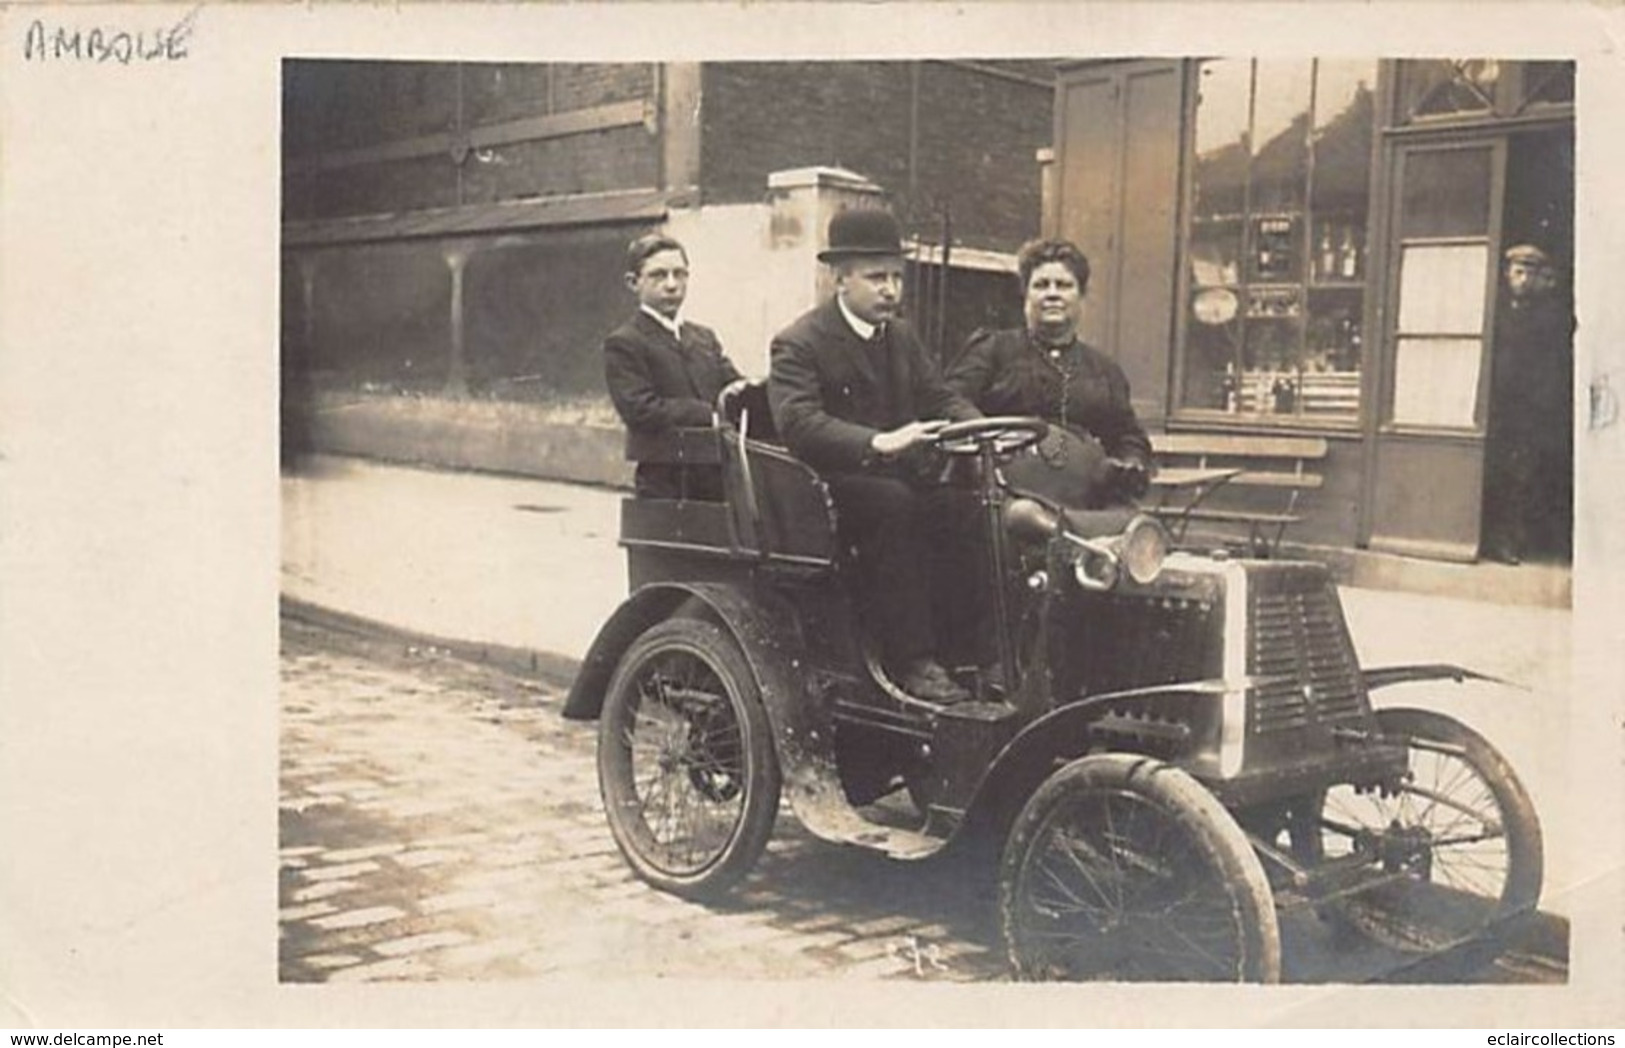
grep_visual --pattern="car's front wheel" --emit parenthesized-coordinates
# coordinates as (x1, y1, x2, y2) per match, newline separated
(999, 754, 1282, 982)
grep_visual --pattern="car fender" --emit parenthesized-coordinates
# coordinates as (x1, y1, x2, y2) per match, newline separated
(562, 584, 694, 722)
(1361, 663, 1523, 692)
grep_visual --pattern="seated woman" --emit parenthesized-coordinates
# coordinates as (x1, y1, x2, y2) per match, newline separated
(603, 233, 743, 500)
(940, 239, 1158, 690)
(946, 238, 1154, 510)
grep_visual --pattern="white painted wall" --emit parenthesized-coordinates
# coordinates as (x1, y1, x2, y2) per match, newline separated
(665, 203, 787, 379)
(665, 169, 889, 380)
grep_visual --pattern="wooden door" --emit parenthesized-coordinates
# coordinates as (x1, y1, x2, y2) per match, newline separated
(1054, 61, 1184, 425)
(1363, 137, 1506, 560)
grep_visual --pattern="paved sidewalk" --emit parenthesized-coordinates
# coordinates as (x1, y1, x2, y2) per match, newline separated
(283, 455, 626, 665)
(280, 454, 1580, 910)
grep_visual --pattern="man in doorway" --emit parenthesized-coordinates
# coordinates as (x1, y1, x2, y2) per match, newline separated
(768, 209, 982, 704)
(1482, 243, 1575, 565)
(604, 233, 743, 500)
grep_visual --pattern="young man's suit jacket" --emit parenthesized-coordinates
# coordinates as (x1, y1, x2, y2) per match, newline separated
(603, 311, 742, 498)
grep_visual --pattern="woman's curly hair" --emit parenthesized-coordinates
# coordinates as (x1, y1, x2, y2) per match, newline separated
(1016, 238, 1091, 294)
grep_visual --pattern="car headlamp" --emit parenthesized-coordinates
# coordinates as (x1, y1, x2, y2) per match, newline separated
(1118, 514, 1170, 585)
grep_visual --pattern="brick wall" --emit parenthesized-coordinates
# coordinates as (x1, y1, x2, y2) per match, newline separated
(700, 61, 1052, 252)
(283, 60, 660, 221)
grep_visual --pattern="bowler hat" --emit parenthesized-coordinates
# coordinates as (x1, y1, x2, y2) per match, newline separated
(818, 208, 905, 263)
(1504, 243, 1553, 268)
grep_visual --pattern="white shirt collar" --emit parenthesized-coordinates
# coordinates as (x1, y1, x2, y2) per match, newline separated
(836, 295, 877, 342)
(640, 304, 683, 338)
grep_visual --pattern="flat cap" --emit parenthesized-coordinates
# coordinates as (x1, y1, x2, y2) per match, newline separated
(1504, 243, 1553, 267)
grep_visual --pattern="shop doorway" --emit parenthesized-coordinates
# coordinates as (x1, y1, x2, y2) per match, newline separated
(1363, 122, 1575, 565)
(1479, 127, 1575, 564)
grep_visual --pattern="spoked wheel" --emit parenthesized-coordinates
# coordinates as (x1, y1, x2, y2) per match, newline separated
(1000, 754, 1281, 982)
(1298, 707, 1543, 952)
(597, 618, 780, 900)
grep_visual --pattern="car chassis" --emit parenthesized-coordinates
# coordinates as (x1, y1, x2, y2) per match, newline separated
(563, 382, 1544, 982)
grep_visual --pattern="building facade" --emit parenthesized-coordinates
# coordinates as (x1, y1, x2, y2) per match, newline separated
(1049, 58, 1575, 565)
(280, 59, 1055, 477)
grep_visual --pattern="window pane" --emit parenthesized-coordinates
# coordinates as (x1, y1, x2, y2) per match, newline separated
(1397, 242, 1489, 334)
(1392, 338, 1482, 427)
(1304, 287, 1363, 417)
(1191, 59, 1251, 287)
(1250, 62, 1312, 215)
(1400, 148, 1492, 238)
(1311, 61, 1376, 284)
(1239, 315, 1305, 416)
(1522, 61, 1575, 106)
(1182, 297, 1241, 410)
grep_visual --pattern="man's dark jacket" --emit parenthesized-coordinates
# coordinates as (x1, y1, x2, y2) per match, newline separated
(603, 311, 741, 497)
(768, 299, 978, 475)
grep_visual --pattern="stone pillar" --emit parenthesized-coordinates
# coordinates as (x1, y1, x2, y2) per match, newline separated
(766, 166, 887, 320)
(663, 167, 888, 378)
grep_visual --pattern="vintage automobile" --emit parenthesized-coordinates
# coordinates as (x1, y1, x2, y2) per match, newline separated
(562, 380, 1543, 982)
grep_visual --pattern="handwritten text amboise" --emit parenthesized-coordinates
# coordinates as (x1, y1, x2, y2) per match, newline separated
(23, 8, 196, 65)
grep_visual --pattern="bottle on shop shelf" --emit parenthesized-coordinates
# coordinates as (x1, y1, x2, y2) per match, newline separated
(1318, 227, 1337, 282)
(1272, 374, 1298, 414)
(1339, 227, 1360, 280)
(1221, 362, 1239, 413)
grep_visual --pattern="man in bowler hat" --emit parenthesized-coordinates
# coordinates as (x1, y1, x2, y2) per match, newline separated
(768, 209, 982, 704)
(604, 233, 743, 500)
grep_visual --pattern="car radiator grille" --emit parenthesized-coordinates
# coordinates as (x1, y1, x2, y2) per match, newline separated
(1248, 577, 1366, 735)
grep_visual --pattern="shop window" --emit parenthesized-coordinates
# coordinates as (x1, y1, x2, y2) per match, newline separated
(1180, 59, 1376, 423)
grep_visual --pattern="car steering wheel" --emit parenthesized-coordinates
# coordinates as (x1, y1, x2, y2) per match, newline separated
(932, 416, 1050, 458)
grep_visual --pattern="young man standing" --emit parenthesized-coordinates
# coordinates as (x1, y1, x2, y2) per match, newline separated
(768, 209, 981, 704)
(1482, 242, 1575, 564)
(603, 234, 743, 500)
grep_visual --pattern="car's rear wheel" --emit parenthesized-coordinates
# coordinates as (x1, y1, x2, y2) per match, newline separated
(597, 618, 780, 900)
(1000, 754, 1281, 982)
(1299, 707, 1543, 951)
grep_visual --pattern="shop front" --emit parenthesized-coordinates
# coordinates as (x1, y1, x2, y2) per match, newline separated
(1050, 58, 1574, 565)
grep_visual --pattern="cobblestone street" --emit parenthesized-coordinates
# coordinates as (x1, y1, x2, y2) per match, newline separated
(278, 616, 1004, 983)
(279, 613, 1567, 986)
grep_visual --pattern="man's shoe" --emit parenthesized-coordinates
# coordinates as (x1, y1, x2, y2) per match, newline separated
(900, 659, 972, 705)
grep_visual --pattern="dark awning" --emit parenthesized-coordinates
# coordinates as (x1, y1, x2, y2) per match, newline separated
(282, 188, 670, 248)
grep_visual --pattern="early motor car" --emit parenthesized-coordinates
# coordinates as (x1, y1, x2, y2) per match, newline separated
(563, 380, 1543, 982)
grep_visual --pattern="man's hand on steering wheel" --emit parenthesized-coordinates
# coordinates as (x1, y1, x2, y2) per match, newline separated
(931, 416, 1050, 457)
(870, 419, 950, 458)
